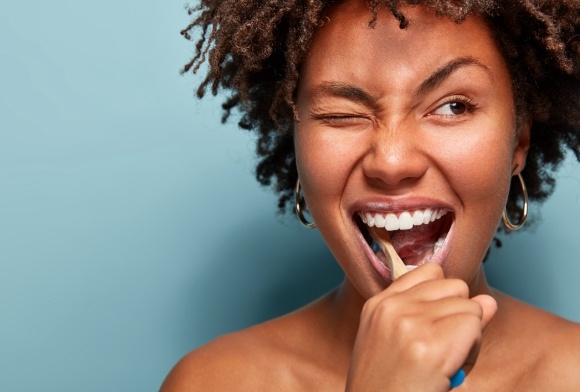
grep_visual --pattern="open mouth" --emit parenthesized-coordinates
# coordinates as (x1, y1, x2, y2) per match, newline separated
(356, 208, 453, 270)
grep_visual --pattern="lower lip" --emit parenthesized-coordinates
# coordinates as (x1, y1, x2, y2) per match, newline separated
(358, 220, 455, 283)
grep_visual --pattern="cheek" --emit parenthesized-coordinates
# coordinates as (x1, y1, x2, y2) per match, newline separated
(294, 125, 366, 206)
(431, 123, 514, 201)
(429, 126, 515, 273)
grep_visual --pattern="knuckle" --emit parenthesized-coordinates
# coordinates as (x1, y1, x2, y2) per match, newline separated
(373, 297, 397, 318)
(362, 295, 380, 315)
(448, 278, 469, 297)
(407, 338, 431, 363)
(394, 314, 420, 336)
(363, 296, 404, 326)
(421, 262, 444, 279)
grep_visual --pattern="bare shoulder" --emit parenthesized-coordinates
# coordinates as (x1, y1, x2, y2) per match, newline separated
(160, 329, 273, 392)
(497, 292, 580, 389)
(160, 293, 341, 392)
(541, 316, 580, 389)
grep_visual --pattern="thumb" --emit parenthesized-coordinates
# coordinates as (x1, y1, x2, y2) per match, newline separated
(461, 294, 498, 374)
(471, 294, 498, 328)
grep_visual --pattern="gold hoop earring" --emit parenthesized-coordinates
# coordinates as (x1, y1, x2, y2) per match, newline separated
(502, 168, 528, 231)
(295, 178, 316, 229)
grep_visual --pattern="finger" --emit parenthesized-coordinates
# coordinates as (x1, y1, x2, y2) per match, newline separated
(391, 278, 470, 303)
(470, 294, 498, 328)
(368, 276, 471, 313)
(434, 312, 484, 375)
(384, 262, 445, 293)
(444, 296, 496, 375)
(427, 297, 484, 323)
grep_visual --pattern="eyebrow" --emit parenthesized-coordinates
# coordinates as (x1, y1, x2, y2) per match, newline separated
(415, 56, 493, 95)
(309, 82, 378, 108)
(308, 57, 493, 107)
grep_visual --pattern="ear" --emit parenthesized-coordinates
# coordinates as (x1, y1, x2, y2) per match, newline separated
(512, 118, 531, 174)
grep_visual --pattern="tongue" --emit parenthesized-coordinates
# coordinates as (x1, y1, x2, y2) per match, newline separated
(390, 220, 441, 258)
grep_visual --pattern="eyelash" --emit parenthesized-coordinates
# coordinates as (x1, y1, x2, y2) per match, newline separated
(430, 95, 479, 118)
(310, 114, 370, 124)
(310, 95, 479, 124)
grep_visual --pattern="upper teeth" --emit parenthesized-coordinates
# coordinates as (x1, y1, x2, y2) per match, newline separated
(359, 208, 448, 231)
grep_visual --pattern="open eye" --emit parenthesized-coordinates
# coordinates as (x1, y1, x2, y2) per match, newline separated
(434, 102, 467, 116)
(428, 96, 477, 119)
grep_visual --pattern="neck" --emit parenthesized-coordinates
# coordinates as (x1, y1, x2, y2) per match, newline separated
(314, 279, 365, 362)
(468, 264, 494, 296)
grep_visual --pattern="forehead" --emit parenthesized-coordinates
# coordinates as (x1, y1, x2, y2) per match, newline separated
(299, 1, 510, 96)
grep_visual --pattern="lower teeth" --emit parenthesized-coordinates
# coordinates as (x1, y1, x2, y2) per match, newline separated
(433, 234, 446, 255)
(372, 233, 448, 266)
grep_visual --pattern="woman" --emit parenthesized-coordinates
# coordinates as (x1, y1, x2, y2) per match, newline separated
(162, 0, 580, 390)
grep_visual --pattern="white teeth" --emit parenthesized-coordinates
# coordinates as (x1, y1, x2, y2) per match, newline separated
(399, 212, 413, 230)
(385, 213, 399, 231)
(412, 210, 423, 225)
(359, 208, 449, 232)
(423, 208, 433, 224)
(433, 235, 446, 254)
(374, 214, 385, 228)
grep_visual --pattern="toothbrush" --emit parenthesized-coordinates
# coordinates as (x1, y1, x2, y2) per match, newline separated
(369, 228, 410, 279)
(369, 228, 466, 389)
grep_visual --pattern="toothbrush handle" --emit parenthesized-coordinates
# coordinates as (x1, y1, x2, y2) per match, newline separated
(449, 369, 465, 389)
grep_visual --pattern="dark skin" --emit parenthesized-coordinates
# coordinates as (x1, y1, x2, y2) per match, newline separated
(162, 3, 580, 391)
(162, 286, 580, 391)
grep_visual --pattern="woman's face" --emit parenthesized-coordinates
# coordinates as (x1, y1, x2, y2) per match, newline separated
(294, 1, 530, 298)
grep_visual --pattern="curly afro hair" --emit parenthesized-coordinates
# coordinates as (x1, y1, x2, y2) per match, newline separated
(181, 0, 580, 226)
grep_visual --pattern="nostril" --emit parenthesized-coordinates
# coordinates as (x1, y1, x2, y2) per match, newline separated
(361, 146, 429, 188)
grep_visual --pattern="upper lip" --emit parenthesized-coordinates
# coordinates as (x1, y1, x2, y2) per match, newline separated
(349, 196, 455, 218)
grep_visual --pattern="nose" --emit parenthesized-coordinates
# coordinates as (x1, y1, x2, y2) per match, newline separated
(361, 126, 428, 189)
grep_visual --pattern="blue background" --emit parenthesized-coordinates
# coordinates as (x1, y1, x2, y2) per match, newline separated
(1, 2, 579, 390)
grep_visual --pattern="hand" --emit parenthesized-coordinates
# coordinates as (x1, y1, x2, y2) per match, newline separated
(345, 263, 497, 392)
